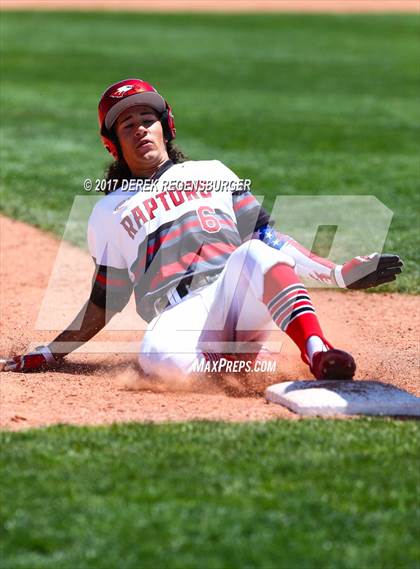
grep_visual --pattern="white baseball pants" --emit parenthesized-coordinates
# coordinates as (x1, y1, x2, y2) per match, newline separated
(138, 240, 295, 376)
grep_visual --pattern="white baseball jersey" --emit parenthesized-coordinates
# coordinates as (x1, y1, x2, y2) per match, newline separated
(88, 160, 269, 322)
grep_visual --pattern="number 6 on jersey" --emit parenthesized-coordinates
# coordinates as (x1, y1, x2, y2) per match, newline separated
(197, 206, 221, 233)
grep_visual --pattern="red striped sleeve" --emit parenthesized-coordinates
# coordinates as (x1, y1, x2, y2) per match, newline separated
(233, 194, 257, 212)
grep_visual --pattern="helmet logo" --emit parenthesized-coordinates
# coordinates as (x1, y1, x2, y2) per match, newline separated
(110, 85, 139, 98)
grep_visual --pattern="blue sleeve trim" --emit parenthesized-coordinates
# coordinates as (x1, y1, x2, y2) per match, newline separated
(256, 225, 289, 250)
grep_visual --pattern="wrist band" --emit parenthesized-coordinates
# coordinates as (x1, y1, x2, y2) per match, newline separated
(333, 265, 346, 288)
(35, 345, 57, 365)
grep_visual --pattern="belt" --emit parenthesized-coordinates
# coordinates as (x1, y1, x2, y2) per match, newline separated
(153, 273, 220, 316)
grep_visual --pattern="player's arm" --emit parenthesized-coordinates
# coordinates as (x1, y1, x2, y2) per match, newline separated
(48, 299, 115, 356)
(4, 299, 114, 372)
(229, 173, 404, 289)
(256, 225, 404, 289)
(4, 263, 133, 373)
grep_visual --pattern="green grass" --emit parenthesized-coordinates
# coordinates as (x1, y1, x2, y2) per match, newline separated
(0, 12, 419, 291)
(1, 420, 419, 569)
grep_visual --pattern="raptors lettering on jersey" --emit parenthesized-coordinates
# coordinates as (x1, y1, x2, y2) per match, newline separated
(120, 188, 214, 238)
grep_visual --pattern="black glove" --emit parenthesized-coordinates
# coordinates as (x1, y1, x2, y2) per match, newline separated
(334, 253, 404, 290)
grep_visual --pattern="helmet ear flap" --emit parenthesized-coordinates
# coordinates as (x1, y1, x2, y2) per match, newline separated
(112, 136, 123, 161)
(101, 134, 119, 160)
(101, 127, 122, 161)
(160, 111, 171, 142)
(160, 104, 176, 142)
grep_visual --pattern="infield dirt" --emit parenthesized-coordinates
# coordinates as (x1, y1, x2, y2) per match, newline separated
(1, 215, 418, 430)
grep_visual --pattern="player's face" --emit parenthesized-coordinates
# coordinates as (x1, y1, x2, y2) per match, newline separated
(114, 105, 169, 177)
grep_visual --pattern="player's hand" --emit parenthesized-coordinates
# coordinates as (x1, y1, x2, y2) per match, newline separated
(334, 253, 404, 289)
(2, 345, 63, 373)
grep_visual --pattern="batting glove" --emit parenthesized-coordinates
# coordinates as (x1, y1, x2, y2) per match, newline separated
(334, 253, 404, 289)
(4, 345, 63, 373)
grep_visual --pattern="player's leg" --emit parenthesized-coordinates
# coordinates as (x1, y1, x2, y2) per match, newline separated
(200, 239, 355, 380)
(262, 258, 355, 380)
(139, 240, 355, 379)
(138, 268, 270, 377)
(138, 286, 217, 377)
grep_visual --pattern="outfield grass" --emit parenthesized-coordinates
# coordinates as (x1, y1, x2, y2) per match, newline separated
(0, 12, 419, 292)
(1, 420, 419, 569)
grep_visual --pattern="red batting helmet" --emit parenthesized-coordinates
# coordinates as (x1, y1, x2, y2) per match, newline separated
(98, 78, 176, 159)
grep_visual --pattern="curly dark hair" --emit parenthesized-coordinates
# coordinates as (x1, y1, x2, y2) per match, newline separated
(104, 140, 189, 194)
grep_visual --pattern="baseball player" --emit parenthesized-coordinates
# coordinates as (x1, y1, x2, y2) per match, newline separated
(4, 78, 403, 379)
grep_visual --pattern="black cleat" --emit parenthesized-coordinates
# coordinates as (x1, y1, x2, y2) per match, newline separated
(310, 349, 356, 381)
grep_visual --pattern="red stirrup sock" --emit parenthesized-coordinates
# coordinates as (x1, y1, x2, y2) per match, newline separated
(263, 263, 332, 364)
